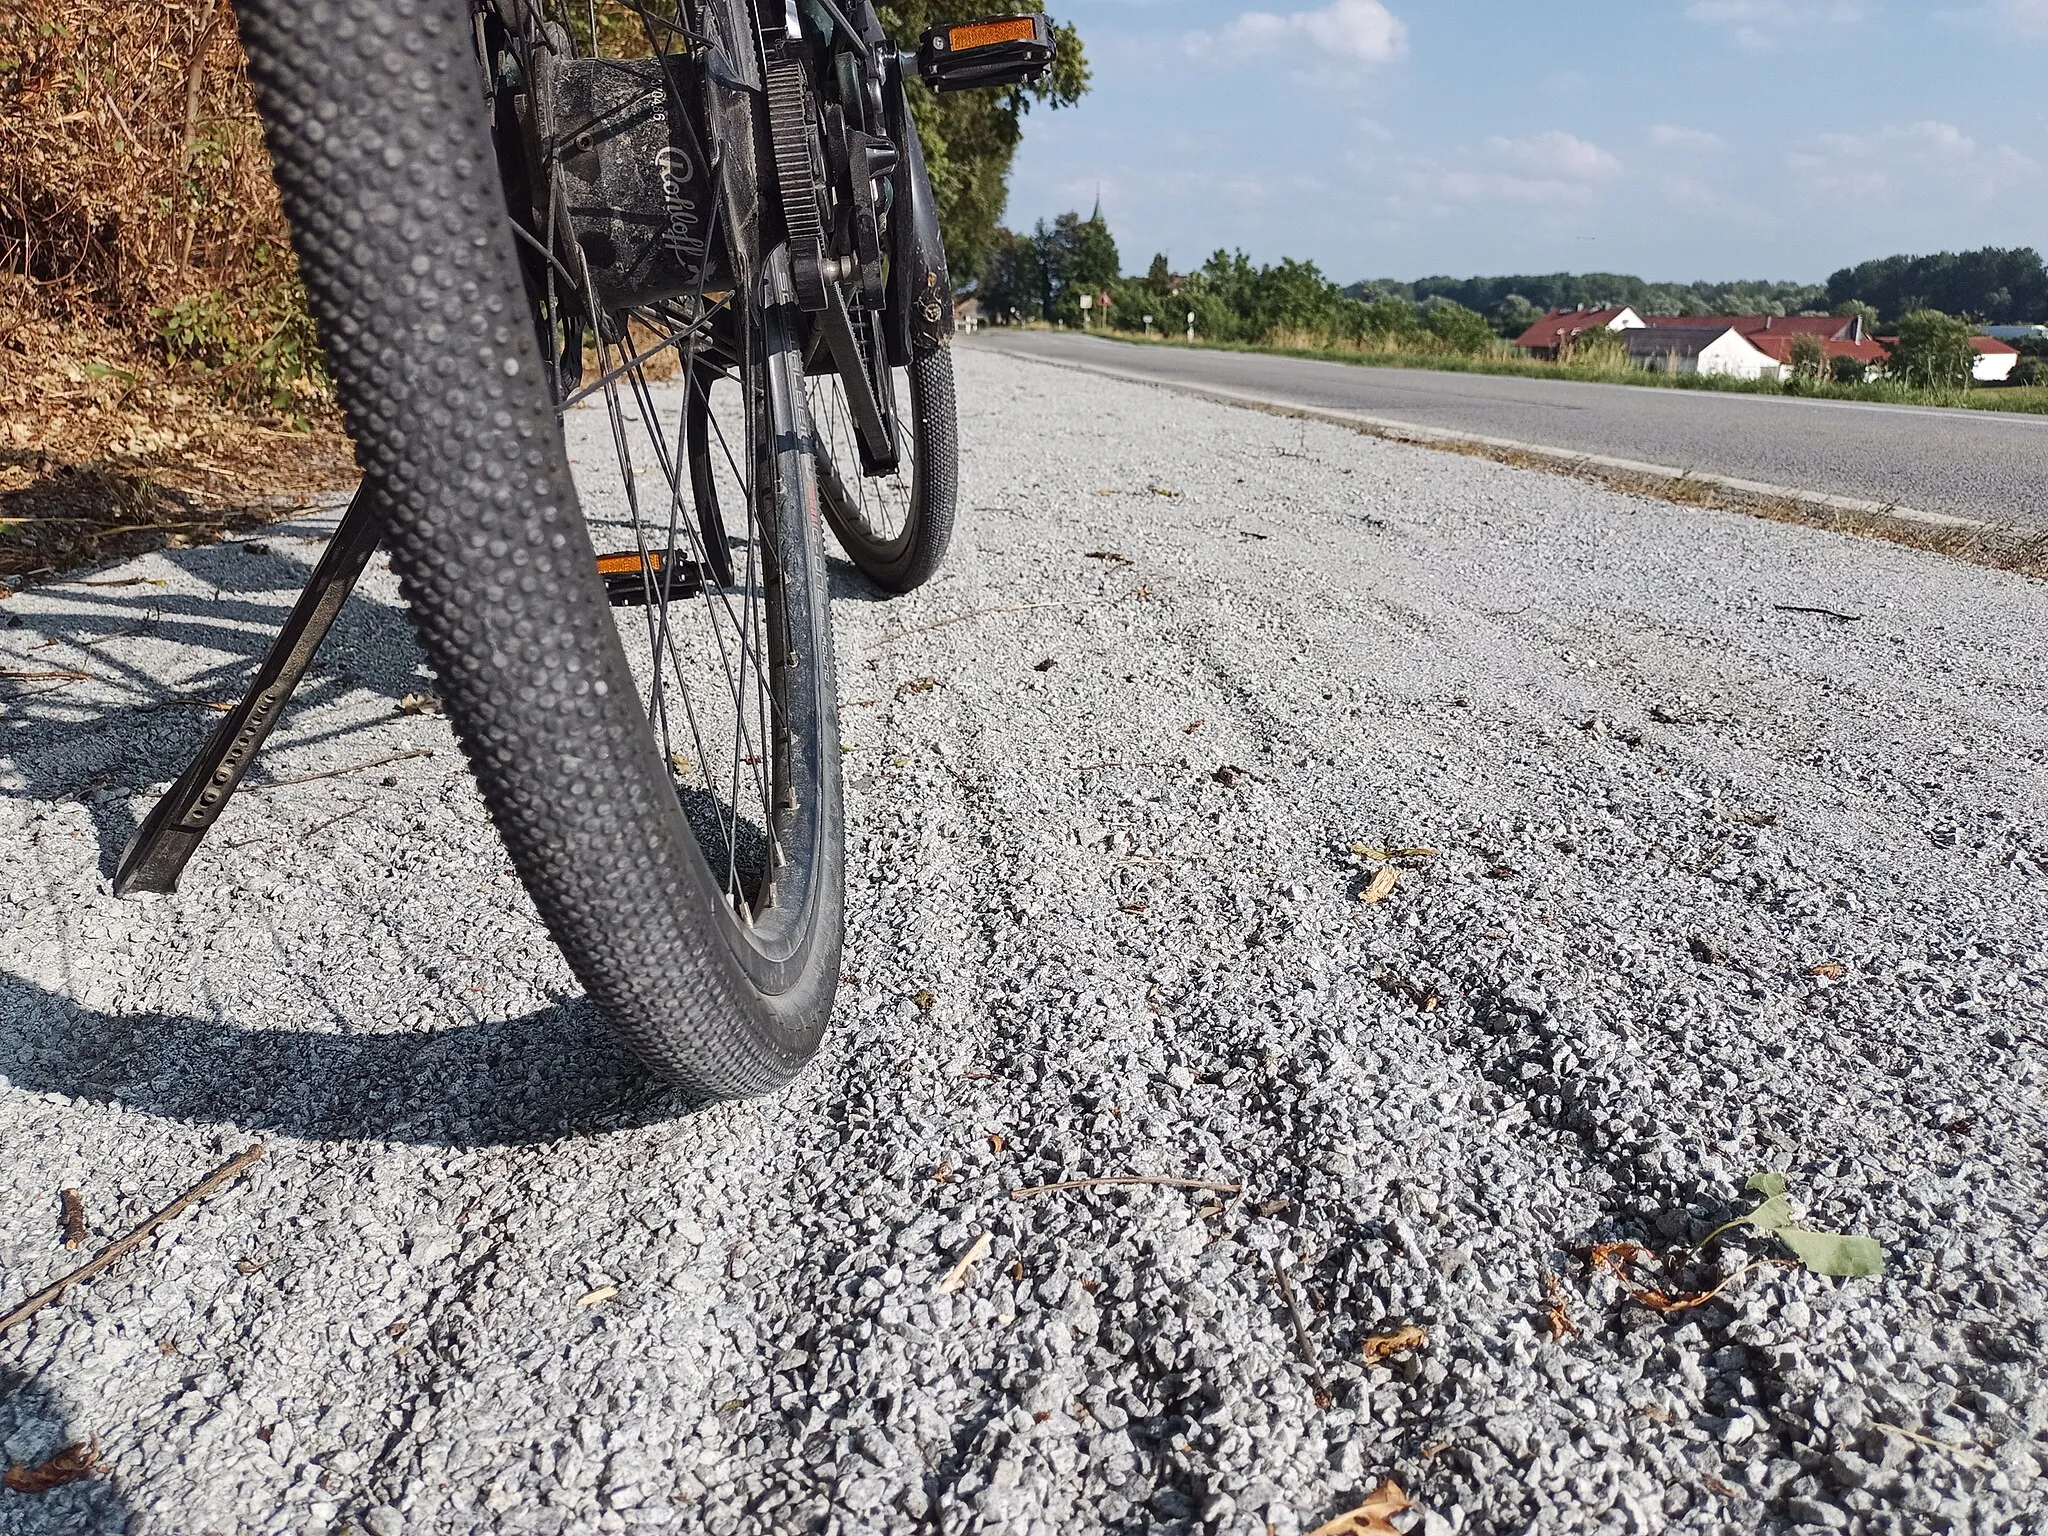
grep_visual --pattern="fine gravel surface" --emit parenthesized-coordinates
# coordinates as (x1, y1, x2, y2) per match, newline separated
(978, 329, 2048, 531)
(4, 346, 2047, 1536)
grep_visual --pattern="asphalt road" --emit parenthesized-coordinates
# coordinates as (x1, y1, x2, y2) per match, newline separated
(4, 349, 2046, 1534)
(977, 329, 2048, 529)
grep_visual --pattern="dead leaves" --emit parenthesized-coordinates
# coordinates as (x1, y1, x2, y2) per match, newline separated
(1589, 1242, 1760, 1313)
(1356, 866, 1399, 905)
(1593, 1172, 1885, 1317)
(895, 675, 940, 698)
(1358, 1325, 1427, 1367)
(59, 1189, 85, 1251)
(1542, 1267, 1577, 1339)
(3, 1439, 99, 1493)
(396, 692, 441, 716)
(1306, 1481, 1410, 1536)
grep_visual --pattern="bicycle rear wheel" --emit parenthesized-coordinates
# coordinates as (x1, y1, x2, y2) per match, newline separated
(810, 348, 958, 592)
(234, 0, 844, 1096)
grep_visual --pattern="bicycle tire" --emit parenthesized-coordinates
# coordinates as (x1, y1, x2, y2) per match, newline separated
(234, 0, 844, 1098)
(811, 347, 959, 593)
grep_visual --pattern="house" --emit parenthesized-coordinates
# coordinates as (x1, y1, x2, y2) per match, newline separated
(1744, 332, 1890, 376)
(1970, 335, 2019, 382)
(1625, 324, 1789, 380)
(954, 296, 982, 333)
(1512, 306, 1645, 359)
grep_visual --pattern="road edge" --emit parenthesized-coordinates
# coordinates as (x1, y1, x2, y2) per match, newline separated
(973, 339, 2048, 578)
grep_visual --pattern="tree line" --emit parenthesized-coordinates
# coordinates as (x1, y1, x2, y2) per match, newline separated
(975, 210, 2048, 350)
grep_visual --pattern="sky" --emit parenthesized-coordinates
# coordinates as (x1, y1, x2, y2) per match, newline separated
(1001, 0, 2048, 285)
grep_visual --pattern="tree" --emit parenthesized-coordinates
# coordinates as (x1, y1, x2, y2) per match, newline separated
(1422, 300, 1495, 354)
(980, 226, 1044, 322)
(876, 0, 1089, 286)
(1832, 299, 1880, 335)
(1825, 248, 2048, 325)
(1788, 332, 1826, 383)
(1887, 308, 1976, 390)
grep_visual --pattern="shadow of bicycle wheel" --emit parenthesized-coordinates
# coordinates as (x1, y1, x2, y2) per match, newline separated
(0, 1368, 131, 1534)
(0, 970, 702, 1148)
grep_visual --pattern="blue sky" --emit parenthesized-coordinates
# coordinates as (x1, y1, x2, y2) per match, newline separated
(1002, 0, 2048, 284)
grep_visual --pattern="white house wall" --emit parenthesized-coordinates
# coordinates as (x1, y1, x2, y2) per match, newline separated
(1697, 331, 1783, 381)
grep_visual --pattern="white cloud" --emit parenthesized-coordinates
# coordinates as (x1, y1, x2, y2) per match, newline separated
(1987, 0, 2048, 32)
(1381, 131, 1622, 215)
(1651, 124, 1727, 152)
(1686, 0, 1863, 47)
(1482, 131, 1623, 181)
(1188, 0, 1408, 65)
(1786, 119, 2036, 198)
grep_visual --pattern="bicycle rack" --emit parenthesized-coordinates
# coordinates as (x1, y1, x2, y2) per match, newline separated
(114, 483, 385, 896)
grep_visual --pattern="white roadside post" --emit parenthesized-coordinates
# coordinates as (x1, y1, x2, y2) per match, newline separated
(1143, 314, 1153, 336)
(1186, 310, 1195, 343)
(1079, 292, 1093, 330)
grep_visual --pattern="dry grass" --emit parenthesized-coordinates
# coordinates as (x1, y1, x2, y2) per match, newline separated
(0, 0, 355, 585)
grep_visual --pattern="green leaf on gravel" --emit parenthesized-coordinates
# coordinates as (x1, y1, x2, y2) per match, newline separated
(1700, 1171, 1885, 1278)
(1775, 1227, 1886, 1277)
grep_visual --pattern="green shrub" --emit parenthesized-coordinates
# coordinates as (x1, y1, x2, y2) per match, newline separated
(1789, 333, 1826, 382)
(1560, 326, 1628, 369)
(1829, 353, 1869, 385)
(1888, 308, 1975, 390)
(1422, 301, 1496, 355)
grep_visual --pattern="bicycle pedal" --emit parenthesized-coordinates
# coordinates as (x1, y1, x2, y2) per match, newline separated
(917, 14, 1055, 92)
(596, 550, 706, 605)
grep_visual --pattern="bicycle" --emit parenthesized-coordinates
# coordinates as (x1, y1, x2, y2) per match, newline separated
(114, 0, 1054, 1099)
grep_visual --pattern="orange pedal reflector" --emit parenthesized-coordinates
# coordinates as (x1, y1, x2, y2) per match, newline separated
(947, 16, 1040, 50)
(919, 13, 1054, 92)
(595, 549, 708, 606)
(595, 550, 664, 577)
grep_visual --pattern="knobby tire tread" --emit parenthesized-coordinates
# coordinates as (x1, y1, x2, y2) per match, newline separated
(234, 0, 842, 1099)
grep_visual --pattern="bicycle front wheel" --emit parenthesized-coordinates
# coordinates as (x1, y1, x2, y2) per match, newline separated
(235, 0, 844, 1097)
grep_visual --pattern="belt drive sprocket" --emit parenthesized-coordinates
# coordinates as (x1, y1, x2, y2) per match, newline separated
(766, 63, 831, 311)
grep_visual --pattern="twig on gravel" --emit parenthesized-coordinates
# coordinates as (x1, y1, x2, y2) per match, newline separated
(0, 1146, 265, 1337)
(1773, 604, 1864, 622)
(1271, 1264, 1333, 1408)
(1870, 1421, 1996, 1470)
(1009, 1175, 1244, 1200)
(1, 669, 93, 682)
(250, 748, 432, 790)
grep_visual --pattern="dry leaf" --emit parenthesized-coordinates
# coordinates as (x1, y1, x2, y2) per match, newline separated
(896, 676, 940, 697)
(936, 1232, 991, 1295)
(1185, 718, 1205, 733)
(1306, 1479, 1411, 1536)
(1085, 549, 1129, 562)
(1543, 1268, 1577, 1340)
(1359, 1325, 1427, 1366)
(397, 693, 441, 716)
(1589, 1241, 1772, 1312)
(575, 1284, 619, 1308)
(1212, 765, 1244, 787)
(1808, 960, 1847, 980)
(1357, 866, 1399, 905)
(3, 1439, 99, 1493)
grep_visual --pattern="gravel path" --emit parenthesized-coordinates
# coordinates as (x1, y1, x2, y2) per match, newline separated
(3, 347, 2046, 1536)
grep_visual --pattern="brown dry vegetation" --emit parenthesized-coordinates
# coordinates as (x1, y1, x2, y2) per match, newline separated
(0, 0, 355, 584)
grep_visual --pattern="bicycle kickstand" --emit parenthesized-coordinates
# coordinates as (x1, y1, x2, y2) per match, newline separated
(114, 482, 386, 896)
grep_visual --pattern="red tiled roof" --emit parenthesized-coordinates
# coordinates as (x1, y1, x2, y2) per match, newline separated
(1971, 335, 2019, 355)
(1651, 314, 1857, 340)
(1745, 334, 1890, 365)
(1512, 307, 1633, 351)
